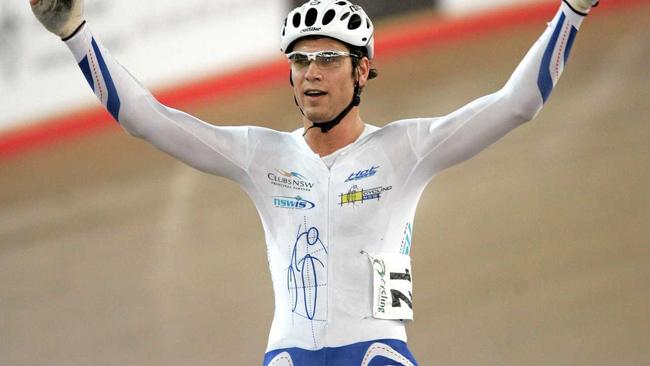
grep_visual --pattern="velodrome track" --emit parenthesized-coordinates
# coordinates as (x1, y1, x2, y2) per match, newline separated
(1, 3, 648, 365)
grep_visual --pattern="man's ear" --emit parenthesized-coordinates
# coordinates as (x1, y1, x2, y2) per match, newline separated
(357, 57, 370, 88)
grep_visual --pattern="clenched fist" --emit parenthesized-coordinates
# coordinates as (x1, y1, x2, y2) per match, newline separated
(30, 0, 84, 39)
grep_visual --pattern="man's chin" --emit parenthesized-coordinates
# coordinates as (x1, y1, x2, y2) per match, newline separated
(304, 110, 335, 124)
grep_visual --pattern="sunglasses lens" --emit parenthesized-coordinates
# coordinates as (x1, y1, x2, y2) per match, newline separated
(289, 53, 310, 68)
(315, 52, 342, 68)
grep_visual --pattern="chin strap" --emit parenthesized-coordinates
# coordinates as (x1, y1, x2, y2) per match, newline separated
(302, 82, 362, 136)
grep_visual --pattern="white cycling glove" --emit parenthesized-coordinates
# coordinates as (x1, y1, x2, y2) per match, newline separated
(30, 0, 85, 40)
(564, 0, 600, 15)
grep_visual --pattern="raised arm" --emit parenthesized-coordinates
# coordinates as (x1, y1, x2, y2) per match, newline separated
(30, 0, 256, 183)
(409, 0, 598, 177)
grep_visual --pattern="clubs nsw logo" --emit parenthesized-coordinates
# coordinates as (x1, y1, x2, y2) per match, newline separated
(273, 196, 315, 210)
(267, 169, 314, 192)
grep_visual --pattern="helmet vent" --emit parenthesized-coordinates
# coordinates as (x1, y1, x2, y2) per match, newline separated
(348, 14, 362, 30)
(340, 12, 350, 21)
(305, 8, 318, 27)
(292, 13, 301, 28)
(322, 9, 335, 25)
(366, 18, 371, 28)
(336, 1, 348, 5)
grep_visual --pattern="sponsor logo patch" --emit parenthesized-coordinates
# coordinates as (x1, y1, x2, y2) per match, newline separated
(345, 166, 379, 182)
(273, 196, 315, 210)
(267, 169, 314, 192)
(371, 258, 389, 313)
(339, 185, 392, 206)
(300, 26, 322, 33)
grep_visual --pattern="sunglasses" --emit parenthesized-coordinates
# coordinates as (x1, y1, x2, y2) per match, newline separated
(287, 50, 360, 70)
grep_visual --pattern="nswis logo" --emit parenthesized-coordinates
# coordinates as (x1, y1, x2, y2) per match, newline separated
(268, 169, 314, 192)
(273, 196, 315, 210)
(345, 166, 379, 182)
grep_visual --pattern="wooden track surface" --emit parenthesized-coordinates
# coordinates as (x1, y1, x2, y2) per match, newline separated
(1, 6, 648, 365)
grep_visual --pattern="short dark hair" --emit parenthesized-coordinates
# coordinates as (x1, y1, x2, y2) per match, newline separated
(348, 46, 378, 81)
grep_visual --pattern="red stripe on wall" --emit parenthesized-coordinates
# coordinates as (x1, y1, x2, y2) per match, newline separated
(0, 0, 646, 158)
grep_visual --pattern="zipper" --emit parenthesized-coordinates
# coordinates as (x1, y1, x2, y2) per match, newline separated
(325, 165, 332, 351)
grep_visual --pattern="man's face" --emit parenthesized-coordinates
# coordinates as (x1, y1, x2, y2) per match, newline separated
(290, 37, 358, 123)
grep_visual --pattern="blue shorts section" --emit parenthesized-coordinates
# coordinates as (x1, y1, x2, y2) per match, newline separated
(263, 339, 418, 366)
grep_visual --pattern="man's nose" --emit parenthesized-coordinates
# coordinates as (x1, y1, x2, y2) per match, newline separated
(304, 61, 323, 81)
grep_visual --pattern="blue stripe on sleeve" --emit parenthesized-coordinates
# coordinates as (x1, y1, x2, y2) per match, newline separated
(91, 38, 121, 121)
(537, 13, 566, 104)
(564, 25, 578, 64)
(78, 56, 94, 91)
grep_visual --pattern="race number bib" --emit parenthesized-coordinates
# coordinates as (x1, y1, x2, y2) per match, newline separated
(367, 252, 414, 320)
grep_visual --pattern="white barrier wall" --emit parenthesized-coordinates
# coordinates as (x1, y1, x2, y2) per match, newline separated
(0, 0, 553, 133)
(0, 0, 288, 132)
(439, 0, 547, 15)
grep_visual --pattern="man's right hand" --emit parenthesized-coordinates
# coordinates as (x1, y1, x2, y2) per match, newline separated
(30, 0, 85, 39)
(564, 0, 600, 14)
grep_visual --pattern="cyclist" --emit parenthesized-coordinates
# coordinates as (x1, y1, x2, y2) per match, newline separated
(30, 0, 600, 364)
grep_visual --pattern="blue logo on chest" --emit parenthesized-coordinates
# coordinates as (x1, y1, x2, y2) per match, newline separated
(345, 166, 379, 182)
(273, 196, 315, 210)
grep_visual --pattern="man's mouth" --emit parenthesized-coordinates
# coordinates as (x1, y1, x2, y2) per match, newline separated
(304, 89, 328, 97)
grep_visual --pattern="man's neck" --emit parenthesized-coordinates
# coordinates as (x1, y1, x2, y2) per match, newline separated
(302, 109, 365, 157)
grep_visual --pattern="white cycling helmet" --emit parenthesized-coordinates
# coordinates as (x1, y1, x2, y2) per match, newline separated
(281, 0, 375, 59)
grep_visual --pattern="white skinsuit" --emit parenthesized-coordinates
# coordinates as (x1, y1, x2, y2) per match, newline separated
(62, 3, 586, 365)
